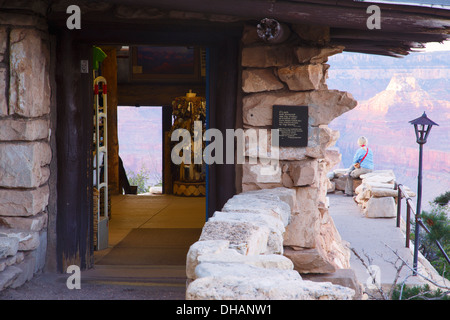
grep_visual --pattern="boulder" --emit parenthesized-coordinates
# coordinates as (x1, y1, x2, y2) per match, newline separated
(0, 266, 22, 291)
(241, 45, 295, 68)
(0, 142, 51, 188)
(294, 46, 344, 64)
(0, 252, 24, 272)
(196, 248, 294, 271)
(0, 118, 49, 141)
(242, 91, 309, 127)
(308, 90, 358, 126)
(242, 161, 282, 184)
(291, 24, 330, 45)
(186, 275, 354, 300)
(9, 28, 50, 117)
(198, 219, 270, 255)
(334, 176, 347, 191)
(9, 254, 35, 288)
(365, 197, 397, 218)
(243, 187, 298, 215)
(301, 269, 363, 300)
(289, 159, 319, 186)
(0, 212, 48, 232)
(210, 212, 284, 254)
(194, 262, 301, 281)
(283, 187, 321, 248)
(324, 148, 342, 169)
(244, 125, 337, 161)
(242, 90, 356, 127)
(0, 185, 49, 216)
(222, 193, 291, 226)
(242, 68, 284, 93)
(283, 246, 337, 274)
(186, 240, 230, 280)
(277, 64, 324, 91)
(0, 230, 40, 251)
(0, 236, 19, 259)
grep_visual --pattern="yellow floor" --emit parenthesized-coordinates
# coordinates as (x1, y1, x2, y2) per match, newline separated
(94, 194, 206, 263)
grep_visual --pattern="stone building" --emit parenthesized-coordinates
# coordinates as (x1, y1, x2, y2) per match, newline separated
(0, 0, 448, 292)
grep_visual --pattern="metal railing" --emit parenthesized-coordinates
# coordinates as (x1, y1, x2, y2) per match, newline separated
(395, 183, 450, 275)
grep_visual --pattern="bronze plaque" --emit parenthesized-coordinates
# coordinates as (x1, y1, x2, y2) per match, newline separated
(272, 105, 308, 147)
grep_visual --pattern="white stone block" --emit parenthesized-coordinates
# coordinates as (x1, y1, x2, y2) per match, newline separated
(186, 276, 355, 300)
(194, 262, 301, 281)
(186, 240, 230, 280)
(0, 236, 19, 259)
(0, 230, 40, 251)
(197, 249, 294, 271)
(199, 219, 270, 255)
(365, 197, 396, 218)
(0, 142, 51, 188)
(222, 194, 291, 226)
(210, 212, 284, 254)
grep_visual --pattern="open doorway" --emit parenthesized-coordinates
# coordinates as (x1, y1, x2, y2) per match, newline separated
(117, 105, 163, 195)
(92, 45, 207, 267)
(54, 27, 239, 272)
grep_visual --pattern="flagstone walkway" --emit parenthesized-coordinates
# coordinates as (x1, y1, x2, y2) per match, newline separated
(328, 193, 444, 291)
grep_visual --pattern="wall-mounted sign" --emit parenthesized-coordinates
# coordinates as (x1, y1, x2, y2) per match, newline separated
(272, 105, 308, 147)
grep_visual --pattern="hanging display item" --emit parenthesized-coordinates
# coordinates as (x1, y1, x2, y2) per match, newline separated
(170, 90, 206, 197)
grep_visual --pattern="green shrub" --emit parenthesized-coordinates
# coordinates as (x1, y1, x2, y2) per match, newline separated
(392, 284, 449, 300)
(413, 191, 450, 281)
(127, 165, 151, 194)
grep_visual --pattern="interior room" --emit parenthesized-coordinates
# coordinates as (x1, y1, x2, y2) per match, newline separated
(91, 44, 208, 267)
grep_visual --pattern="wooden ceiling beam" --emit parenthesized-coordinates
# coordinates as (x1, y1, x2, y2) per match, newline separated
(52, 0, 450, 33)
(330, 28, 448, 43)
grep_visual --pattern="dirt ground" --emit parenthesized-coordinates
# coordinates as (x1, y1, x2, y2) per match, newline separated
(0, 271, 186, 300)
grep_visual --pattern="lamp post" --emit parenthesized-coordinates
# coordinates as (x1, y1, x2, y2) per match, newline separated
(409, 112, 438, 275)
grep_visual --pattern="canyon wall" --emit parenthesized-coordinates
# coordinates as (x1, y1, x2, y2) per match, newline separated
(328, 54, 450, 209)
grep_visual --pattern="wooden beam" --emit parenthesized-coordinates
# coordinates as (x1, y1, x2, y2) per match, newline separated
(59, 0, 450, 33)
(331, 28, 449, 43)
(118, 84, 206, 107)
(55, 31, 93, 272)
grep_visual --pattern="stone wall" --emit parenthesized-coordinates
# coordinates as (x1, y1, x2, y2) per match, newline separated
(240, 24, 357, 273)
(328, 169, 416, 218)
(186, 188, 356, 300)
(0, 9, 51, 290)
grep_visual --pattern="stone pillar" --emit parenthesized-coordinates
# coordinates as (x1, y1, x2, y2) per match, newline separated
(0, 7, 51, 289)
(240, 24, 357, 273)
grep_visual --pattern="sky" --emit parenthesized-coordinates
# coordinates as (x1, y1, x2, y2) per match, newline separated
(422, 41, 450, 52)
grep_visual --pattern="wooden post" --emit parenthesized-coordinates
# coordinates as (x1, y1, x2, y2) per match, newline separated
(55, 31, 93, 272)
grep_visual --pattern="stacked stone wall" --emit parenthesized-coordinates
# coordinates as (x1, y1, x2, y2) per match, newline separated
(0, 10, 51, 290)
(240, 24, 357, 273)
(186, 187, 356, 300)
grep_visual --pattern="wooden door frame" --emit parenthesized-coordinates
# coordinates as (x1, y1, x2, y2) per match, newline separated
(53, 22, 242, 272)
